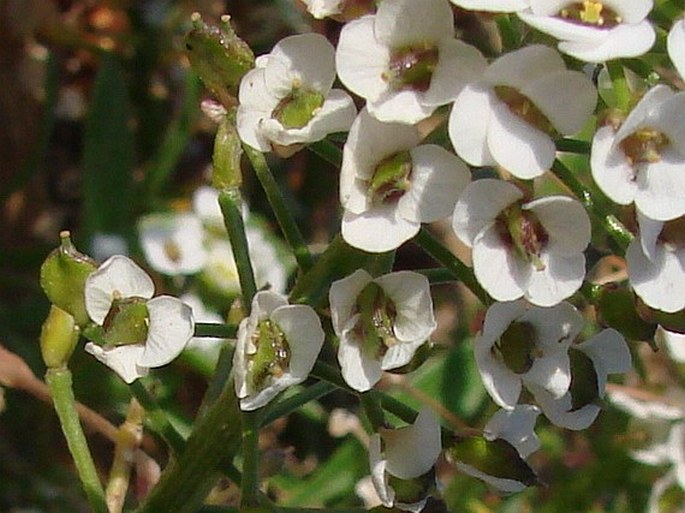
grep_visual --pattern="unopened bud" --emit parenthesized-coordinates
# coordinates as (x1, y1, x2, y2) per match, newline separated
(40, 231, 97, 327)
(213, 115, 243, 189)
(40, 305, 80, 368)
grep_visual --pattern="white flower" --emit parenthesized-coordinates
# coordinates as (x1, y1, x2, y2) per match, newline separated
(474, 301, 582, 410)
(237, 33, 356, 153)
(335, 0, 487, 124)
(626, 211, 685, 313)
(192, 185, 224, 230)
(452, 179, 591, 306)
(668, 19, 685, 80)
(529, 328, 631, 430)
(233, 291, 324, 410)
(83, 255, 194, 383)
(591, 85, 685, 222)
(369, 407, 442, 512)
(448, 45, 596, 179)
(301, 0, 343, 18)
(330, 269, 437, 392)
(452, 405, 541, 493)
(341, 109, 471, 252)
(518, 0, 656, 63)
(138, 213, 207, 275)
(448, 0, 528, 12)
(659, 327, 685, 363)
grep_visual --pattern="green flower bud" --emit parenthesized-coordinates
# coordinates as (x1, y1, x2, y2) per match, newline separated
(40, 231, 97, 327)
(184, 12, 255, 106)
(597, 284, 657, 342)
(40, 305, 80, 369)
(213, 115, 243, 189)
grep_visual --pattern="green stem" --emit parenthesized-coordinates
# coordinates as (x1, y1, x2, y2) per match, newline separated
(129, 381, 186, 453)
(607, 61, 631, 112)
(551, 160, 633, 251)
(195, 322, 238, 338)
(311, 360, 356, 392)
(219, 188, 258, 307)
(240, 410, 262, 508)
(415, 268, 457, 284)
(495, 14, 519, 52)
(134, 380, 242, 513)
(46, 368, 107, 513)
(555, 138, 591, 154)
(260, 381, 337, 427)
(244, 144, 314, 272)
(413, 228, 491, 305)
(307, 139, 343, 168)
(360, 391, 386, 431)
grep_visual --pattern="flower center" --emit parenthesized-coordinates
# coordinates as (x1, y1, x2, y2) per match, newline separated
(368, 151, 412, 204)
(496, 204, 549, 271)
(102, 296, 150, 346)
(271, 83, 325, 129)
(383, 43, 439, 93)
(354, 282, 398, 359)
(619, 127, 670, 166)
(568, 348, 599, 411)
(248, 319, 291, 390)
(494, 86, 555, 135)
(493, 321, 539, 374)
(164, 240, 182, 263)
(557, 1, 622, 28)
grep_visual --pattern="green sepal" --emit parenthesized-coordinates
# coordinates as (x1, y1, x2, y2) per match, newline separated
(213, 113, 243, 189)
(40, 305, 80, 369)
(184, 13, 255, 106)
(596, 284, 657, 342)
(102, 299, 149, 346)
(387, 468, 435, 506)
(568, 347, 599, 411)
(40, 231, 97, 327)
(447, 436, 538, 487)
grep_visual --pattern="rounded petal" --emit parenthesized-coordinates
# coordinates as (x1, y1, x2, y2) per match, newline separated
(382, 407, 442, 479)
(252, 290, 289, 320)
(342, 207, 420, 253)
(660, 327, 685, 364)
(635, 151, 685, 221)
(238, 67, 279, 111)
(452, 179, 523, 247)
(484, 405, 541, 459)
(85, 342, 148, 384)
(531, 386, 601, 430)
(338, 321, 384, 392)
(518, 11, 612, 44)
(475, 335, 523, 409)
(484, 45, 566, 89)
(374, 0, 453, 47)
(487, 99, 556, 179)
(85, 255, 155, 325)
(329, 269, 373, 336)
(271, 304, 325, 379)
(139, 213, 207, 275)
(590, 126, 637, 205)
(558, 22, 656, 62)
(523, 250, 586, 306)
(381, 339, 427, 370)
(577, 329, 632, 396)
(627, 239, 685, 313)
(525, 196, 591, 254)
(454, 462, 527, 493)
(398, 145, 471, 223)
(520, 301, 583, 351)
(668, 19, 685, 79)
(614, 85, 674, 144)
(236, 107, 271, 152)
(369, 434, 394, 507)
(267, 34, 336, 93)
(139, 296, 195, 367)
(523, 347, 571, 399)
(449, 0, 528, 12)
(368, 89, 436, 124)
(448, 84, 495, 166)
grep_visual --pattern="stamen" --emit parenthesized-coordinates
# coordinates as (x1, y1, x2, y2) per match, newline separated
(558, 1, 622, 28)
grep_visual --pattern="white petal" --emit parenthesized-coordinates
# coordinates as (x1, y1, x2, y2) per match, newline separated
(646, 91, 685, 156)
(382, 407, 442, 479)
(336, 16, 391, 102)
(449, 0, 528, 12)
(608, 388, 685, 420)
(338, 322, 384, 392)
(481, 301, 529, 341)
(139, 213, 207, 275)
(635, 151, 685, 221)
(252, 290, 289, 320)
(524, 249, 586, 307)
(452, 179, 523, 247)
(525, 195, 591, 254)
(660, 327, 685, 364)
(454, 462, 527, 493)
(369, 434, 395, 507)
(267, 34, 336, 94)
(577, 329, 631, 396)
(301, 0, 343, 19)
(530, 385, 601, 430)
(448, 84, 495, 167)
(518, 11, 611, 44)
(398, 145, 471, 224)
(271, 304, 325, 379)
(85, 342, 148, 384)
(139, 296, 194, 367)
(523, 348, 571, 400)
(627, 239, 685, 313)
(368, 89, 436, 125)
(614, 85, 674, 144)
(329, 269, 373, 336)
(374, 0, 453, 48)
(668, 19, 685, 79)
(590, 126, 637, 205)
(637, 211, 664, 262)
(342, 207, 420, 253)
(558, 22, 656, 63)
(484, 45, 566, 89)
(484, 405, 541, 459)
(487, 99, 556, 179)
(474, 332, 523, 409)
(521, 301, 583, 350)
(236, 106, 272, 152)
(238, 67, 279, 111)
(381, 340, 427, 370)
(472, 225, 529, 303)
(85, 255, 155, 325)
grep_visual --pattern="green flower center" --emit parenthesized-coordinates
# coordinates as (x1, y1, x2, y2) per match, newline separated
(354, 282, 398, 359)
(368, 151, 413, 204)
(494, 86, 555, 135)
(383, 43, 439, 93)
(102, 296, 150, 346)
(493, 321, 539, 374)
(619, 127, 670, 165)
(495, 204, 549, 271)
(557, 1, 622, 28)
(272, 83, 325, 129)
(248, 319, 291, 391)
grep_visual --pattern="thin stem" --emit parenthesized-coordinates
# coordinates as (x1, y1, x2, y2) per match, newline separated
(260, 381, 337, 427)
(244, 144, 314, 272)
(129, 380, 186, 453)
(311, 360, 356, 393)
(307, 139, 343, 168)
(360, 391, 386, 431)
(415, 268, 457, 285)
(551, 160, 633, 251)
(240, 410, 262, 508)
(555, 138, 591, 154)
(46, 368, 107, 513)
(413, 228, 491, 305)
(495, 14, 519, 52)
(195, 322, 238, 338)
(219, 188, 258, 307)
(607, 61, 631, 111)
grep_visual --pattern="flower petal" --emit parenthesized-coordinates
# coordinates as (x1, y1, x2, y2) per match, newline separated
(557, 22, 655, 62)
(329, 269, 373, 336)
(530, 386, 601, 430)
(85, 342, 148, 384)
(267, 34, 336, 93)
(448, 84, 495, 167)
(590, 126, 637, 205)
(342, 206, 420, 253)
(525, 196, 591, 254)
(382, 407, 442, 479)
(369, 434, 394, 507)
(338, 319, 384, 392)
(484, 405, 541, 459)
(577, 328, 631, 396)
(635, 150, 685, 221)
(139, 295, 194, 367)
(374, 0, 453, 48)
(484, 44, 566, 89)
(668, 19, 685, 79)
(271, 304, 325, 379)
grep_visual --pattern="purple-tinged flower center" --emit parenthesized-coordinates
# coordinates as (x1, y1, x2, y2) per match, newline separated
(369, 151, 413, 204)
(619, 127, 670, 165)
(496, 204, 549, 271)
(494, 320, 538, 374)
(556, 1, 622, 28)
(494, 86, 555, 135)
(249, 319, 291, 390)
(384, 44, 439, 93)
